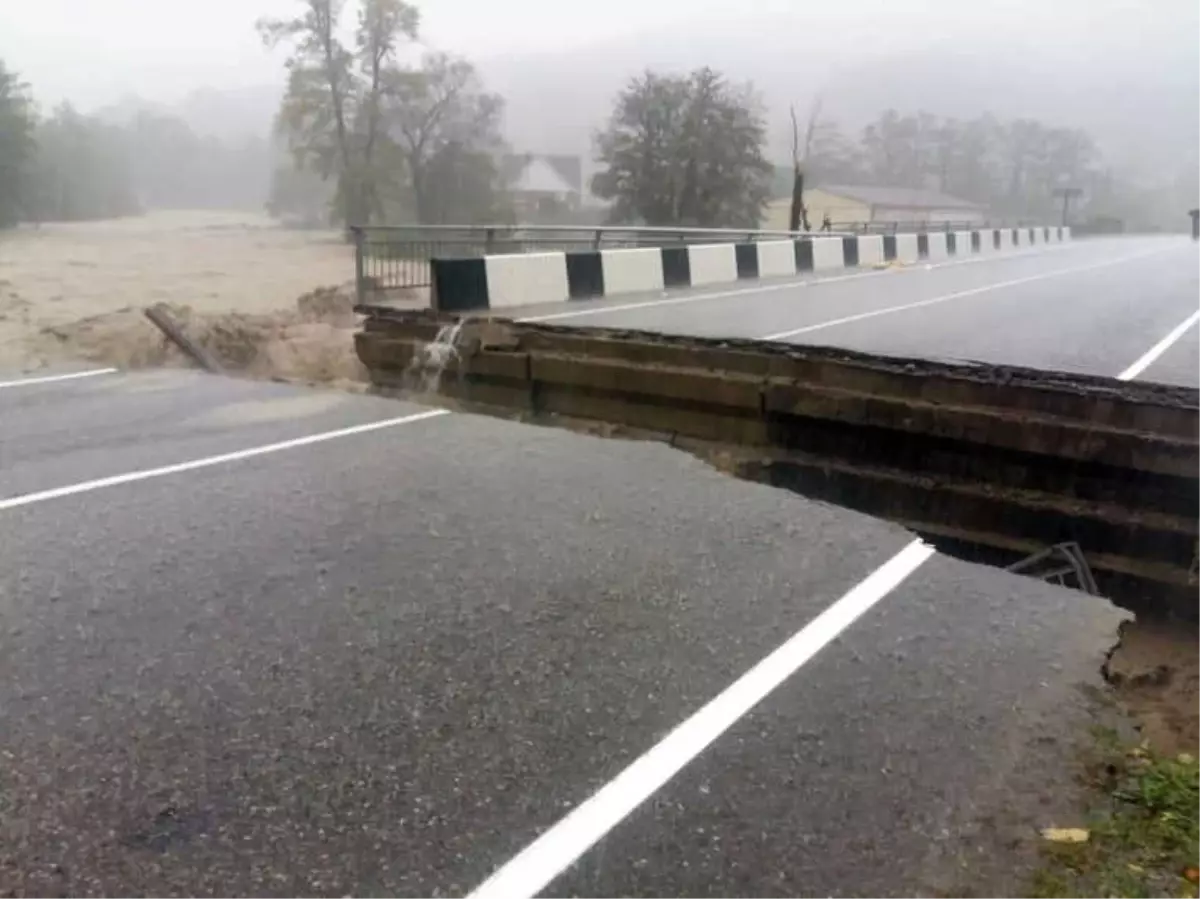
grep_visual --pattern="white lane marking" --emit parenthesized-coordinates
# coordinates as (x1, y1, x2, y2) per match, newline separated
(520, 243, 1076, 323)
(468, 538, 936, 899)
(759, 246, 1176, 341)
(0, 368, 118, 390)
(0, 408, 450, 512)
(521, 270, 885, 323)
(1116, 309, 1200, 381)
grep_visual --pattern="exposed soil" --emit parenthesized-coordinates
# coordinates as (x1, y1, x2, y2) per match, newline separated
(35, 287, 369, 389)
(1104, 617, 1200, 757)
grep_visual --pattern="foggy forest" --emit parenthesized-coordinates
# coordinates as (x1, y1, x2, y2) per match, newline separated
(1, 0, 1196, 233)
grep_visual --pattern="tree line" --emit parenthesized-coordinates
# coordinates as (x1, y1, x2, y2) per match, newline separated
(260, 4, 1142, 232)
(0, 61, 140, 226)
(0, 59, 273, 227)
(797, 107, 1104, 222)
(0, 8, 1173, 233)
(591, 71, 1134, 228)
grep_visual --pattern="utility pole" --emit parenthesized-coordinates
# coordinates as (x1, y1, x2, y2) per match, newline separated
(1053, 187, 1082, 227)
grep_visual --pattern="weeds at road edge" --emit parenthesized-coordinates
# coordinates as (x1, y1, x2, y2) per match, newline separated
(1030, 726, 1198, 898)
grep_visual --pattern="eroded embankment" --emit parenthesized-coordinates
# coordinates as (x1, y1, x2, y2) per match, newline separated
(32, 287, 367, 388)
(1104, 618, 1199, 756)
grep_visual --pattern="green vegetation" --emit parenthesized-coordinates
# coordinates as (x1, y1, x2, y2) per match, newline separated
(0, 2, 1185, 232)
(1031, 728, 1199, 899)
(260, 0, 512, 227)
(592, 67, 773, 228)
(0, 59, 274, 227)
(822, 111, 1102, 222)
(0, 60, 36, 228)
(25, 104, 140, 222)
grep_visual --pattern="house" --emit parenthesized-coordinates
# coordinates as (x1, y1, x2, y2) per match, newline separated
(763, 184, 986, 231)
(503, 154, 583, 219)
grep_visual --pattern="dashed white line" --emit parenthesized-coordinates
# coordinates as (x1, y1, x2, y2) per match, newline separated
(520, 269, 887, 323)
(467, 538, 936, 899)
(759, 245, 1180, 341)
(0, 368, 118, 390)
(0, 408, 450, 512)
(520, 242, 1076, 324)
(1116, 309, 1200, 381)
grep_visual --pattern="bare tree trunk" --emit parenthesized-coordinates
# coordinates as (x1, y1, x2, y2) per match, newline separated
(788, 106, 803, 232)
(789, 166, 805, 233)
(314, 3, 356, 223)
(788, 99, 824, 232)
(409, 156, 431, 223)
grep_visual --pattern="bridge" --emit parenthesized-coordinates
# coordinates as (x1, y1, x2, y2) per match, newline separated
(0, 228, 1196, 895)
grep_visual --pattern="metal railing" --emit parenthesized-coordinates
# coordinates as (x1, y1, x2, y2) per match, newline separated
(350, 224, 847, 297)
(831, 219, 1024, 234)
(350, 220, 1036, 299)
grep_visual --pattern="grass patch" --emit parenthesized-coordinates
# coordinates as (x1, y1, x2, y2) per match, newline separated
(1031, 727, 1199, 898)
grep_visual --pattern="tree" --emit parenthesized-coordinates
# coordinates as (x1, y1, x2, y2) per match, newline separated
(853, 109, 1104, 222)
(266, 161, 335, 227)
(787, 100, 817, 231)
(25, 104, 140, 222)
(787, 98, 863, 229)
(259, 0, 419, 226)
(118, 110, 272, 211)
(0, 60, 36, 227)
(382, 52, 511, 223)
(802, 117, 863, 186)
(592, 67, 772, 228)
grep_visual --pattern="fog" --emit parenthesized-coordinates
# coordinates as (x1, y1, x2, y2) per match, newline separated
(1, 0, 1196, 221)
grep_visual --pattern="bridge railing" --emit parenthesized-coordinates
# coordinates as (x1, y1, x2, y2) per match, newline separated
(349, 220, 1018, 299)
(830, 219, 1019, 234)
(350, 224, 849, 298)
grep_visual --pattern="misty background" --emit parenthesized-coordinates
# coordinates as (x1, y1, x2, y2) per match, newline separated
(1, 0, 1197, 230)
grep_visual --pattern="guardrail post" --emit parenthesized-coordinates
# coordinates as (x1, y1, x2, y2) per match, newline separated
(351, 226, 365, 305)
(593, 229, 603, 249)
(485, 227, 497, 254)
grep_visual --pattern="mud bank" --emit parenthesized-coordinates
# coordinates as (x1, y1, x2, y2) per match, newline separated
(0, 210, 388, 374)
(1105, 618, 1199, 756)
(34, 286, 368, 388)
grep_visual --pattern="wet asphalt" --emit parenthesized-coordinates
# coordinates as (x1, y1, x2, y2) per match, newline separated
(0, 236, 1194, 896)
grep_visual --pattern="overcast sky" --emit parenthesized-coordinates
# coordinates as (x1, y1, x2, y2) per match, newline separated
(3, 0, 1195, 110)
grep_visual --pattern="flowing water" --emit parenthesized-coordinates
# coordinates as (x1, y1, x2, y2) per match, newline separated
(404, 318, 468, 394)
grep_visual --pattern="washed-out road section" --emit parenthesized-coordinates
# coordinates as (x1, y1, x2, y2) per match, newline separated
(0, 235, 1194, 897)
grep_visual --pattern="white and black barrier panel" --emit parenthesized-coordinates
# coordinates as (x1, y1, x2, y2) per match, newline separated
(430, 228, 1070, 312)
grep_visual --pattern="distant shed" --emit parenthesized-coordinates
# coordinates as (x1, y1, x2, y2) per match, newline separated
(763, 184, 986, 230)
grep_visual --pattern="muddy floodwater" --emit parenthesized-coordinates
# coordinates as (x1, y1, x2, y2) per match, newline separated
(0, 210, 357, 373)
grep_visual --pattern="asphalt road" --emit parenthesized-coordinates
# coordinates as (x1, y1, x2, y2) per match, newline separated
(0, 236, 1195, 897)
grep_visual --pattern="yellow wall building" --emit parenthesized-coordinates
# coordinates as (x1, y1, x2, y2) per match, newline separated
(764, 185, 985, 231)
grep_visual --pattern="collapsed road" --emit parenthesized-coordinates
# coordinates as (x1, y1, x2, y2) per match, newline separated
(0, 235, 1196, 896)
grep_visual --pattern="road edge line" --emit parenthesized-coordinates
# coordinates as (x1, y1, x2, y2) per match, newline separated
(0, 408, 451, 512)
(0, 368, 118, 390)
(1116, 309, 1200, 381)
(467, 538, 937, 899)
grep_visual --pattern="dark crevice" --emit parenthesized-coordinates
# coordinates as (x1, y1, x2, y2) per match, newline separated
(369, 381, 1196, 622)
(357, 311, 1196, 622)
